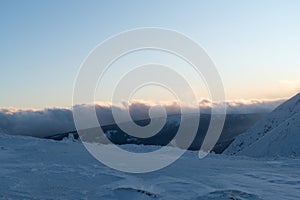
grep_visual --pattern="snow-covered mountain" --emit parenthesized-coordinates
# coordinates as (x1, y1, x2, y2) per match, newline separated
(225, 93, 300, 157)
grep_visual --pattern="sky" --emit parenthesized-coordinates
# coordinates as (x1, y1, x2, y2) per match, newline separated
(1, 0, 300, 109)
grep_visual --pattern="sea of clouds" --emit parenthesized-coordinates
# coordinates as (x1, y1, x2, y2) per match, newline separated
(0, 99, 284, 137)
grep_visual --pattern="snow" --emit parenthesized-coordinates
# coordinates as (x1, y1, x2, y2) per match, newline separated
(225, 93, 300, 157)
(1, 133, 299, 199)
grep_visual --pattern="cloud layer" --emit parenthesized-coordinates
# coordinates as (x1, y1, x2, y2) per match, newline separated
(0, 98, 285, 137)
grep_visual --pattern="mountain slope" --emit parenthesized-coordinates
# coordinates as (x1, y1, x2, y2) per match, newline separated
(225, 93, 300, 157)
(45, 113, 265, 153)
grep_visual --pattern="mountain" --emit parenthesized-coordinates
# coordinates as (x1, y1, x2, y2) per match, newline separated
(225, 93, 300, 157)
(45, 113, 265, 153)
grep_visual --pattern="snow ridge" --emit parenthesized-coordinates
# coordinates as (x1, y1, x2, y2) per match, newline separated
(225, 93, 300, 157)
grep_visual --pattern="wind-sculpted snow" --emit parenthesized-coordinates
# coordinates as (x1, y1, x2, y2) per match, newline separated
(0, 133, 299, 199)
(225, 93, 300, 157)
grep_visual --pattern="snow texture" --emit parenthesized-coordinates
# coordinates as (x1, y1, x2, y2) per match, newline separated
(225, 93, 300, 157)
(0, 133, 299, 199)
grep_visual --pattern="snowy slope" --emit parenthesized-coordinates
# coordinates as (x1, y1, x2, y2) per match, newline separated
(1, 133, 300, 199)
(225, 93, 300, 157)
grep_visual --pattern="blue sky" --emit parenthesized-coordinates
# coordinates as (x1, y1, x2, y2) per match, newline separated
(1, 0, 300, 108)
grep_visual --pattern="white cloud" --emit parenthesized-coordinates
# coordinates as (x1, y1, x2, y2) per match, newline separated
(0, 98, 285, 137)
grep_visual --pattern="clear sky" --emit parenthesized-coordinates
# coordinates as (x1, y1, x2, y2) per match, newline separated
(1, 0, 300, 108)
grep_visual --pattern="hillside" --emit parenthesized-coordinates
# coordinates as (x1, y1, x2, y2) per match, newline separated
(225, 93, 300, 157)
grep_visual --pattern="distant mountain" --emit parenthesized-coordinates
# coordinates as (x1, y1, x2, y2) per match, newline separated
(45, 113, 266, 153)
(225, 93, 300, 157)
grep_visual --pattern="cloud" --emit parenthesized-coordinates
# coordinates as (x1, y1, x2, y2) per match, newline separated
(0, 108, 75, 137)
(0, 98, 285, 137)
(225, 98, 285, 113)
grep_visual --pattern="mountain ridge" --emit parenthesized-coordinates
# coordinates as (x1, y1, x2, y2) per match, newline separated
(225, 92, 300, 157)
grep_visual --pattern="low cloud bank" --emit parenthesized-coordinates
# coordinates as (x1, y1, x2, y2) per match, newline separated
(0, 98, 284, 137)
(0, 108, 75, 137)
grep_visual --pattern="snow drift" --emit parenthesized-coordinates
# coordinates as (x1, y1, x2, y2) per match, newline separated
(1, 132, 299, 199)
(225, 93, 300, 157)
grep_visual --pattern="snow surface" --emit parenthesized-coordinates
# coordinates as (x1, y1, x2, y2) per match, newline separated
(1, 133, 299, 199)
(225, 93, 300, 157)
